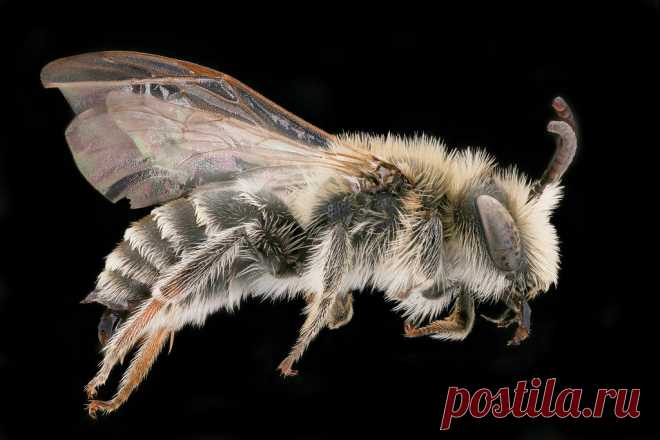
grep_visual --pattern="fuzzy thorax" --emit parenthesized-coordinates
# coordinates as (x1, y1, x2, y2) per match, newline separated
(290, 133, 562, 310)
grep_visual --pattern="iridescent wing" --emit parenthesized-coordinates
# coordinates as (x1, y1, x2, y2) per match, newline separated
(42, 51, 350, 208)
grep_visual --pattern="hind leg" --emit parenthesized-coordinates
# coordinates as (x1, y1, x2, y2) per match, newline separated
(87, 228, 250, 401)
(85, 300, 163, 399)
(88, 327, 169, 418)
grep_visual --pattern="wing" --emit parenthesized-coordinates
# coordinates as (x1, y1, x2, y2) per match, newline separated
(41, 51, 362, 208)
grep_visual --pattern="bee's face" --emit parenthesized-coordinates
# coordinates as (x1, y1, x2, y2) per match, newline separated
(439, 175, 563, 303)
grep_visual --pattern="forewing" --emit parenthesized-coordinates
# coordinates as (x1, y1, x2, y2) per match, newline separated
(42, 51, 337, 208)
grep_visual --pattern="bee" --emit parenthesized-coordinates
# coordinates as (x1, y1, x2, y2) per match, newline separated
(42, 52, 577, 418)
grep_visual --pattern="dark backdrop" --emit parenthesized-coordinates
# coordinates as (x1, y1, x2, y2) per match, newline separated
(1, 2, 657, 439)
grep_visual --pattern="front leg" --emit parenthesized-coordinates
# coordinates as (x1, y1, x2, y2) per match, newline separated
(481, 289, 532, 346)
(404, 292, 475, 340)
(278, 225, 352, 376)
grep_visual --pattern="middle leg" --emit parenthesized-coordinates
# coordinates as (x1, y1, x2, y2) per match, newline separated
(304, 291, 354, 330)
(404, 292, 475, 340)
(278, 225, 352, 376)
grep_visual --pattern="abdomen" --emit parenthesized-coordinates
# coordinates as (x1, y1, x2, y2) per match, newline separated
(84, 185, 308, 341)
(83, 197, 208, 334)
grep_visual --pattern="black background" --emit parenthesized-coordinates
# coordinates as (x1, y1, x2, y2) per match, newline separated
(0, 2, 657, 439)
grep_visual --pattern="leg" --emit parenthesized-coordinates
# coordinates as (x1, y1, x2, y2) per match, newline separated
(278, 292, 337, 376)
(278, 225, 351, 376)
(158, 227, 245, 300)
(88, 328, 169, 418)
(404, 293, 475, 340)
(482, 293, 532, 346)
(328, 292, 354, 330)
(304, 291, 354, 330)
(85, 300, 163, 399)
(481, 305, 518, 328)
(87, 224, 249, 407)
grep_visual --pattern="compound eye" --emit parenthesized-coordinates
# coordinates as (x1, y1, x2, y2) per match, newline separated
(475, 194, 523, 272)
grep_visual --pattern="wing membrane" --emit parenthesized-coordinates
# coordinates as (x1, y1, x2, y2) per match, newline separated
(42, 51, 339, 207)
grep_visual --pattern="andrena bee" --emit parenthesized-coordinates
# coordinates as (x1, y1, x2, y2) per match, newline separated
(42, 52, 577, 418)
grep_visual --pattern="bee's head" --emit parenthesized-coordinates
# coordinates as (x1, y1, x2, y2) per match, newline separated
(456, 97, 577, 301)
(472, 182, 564, 301)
